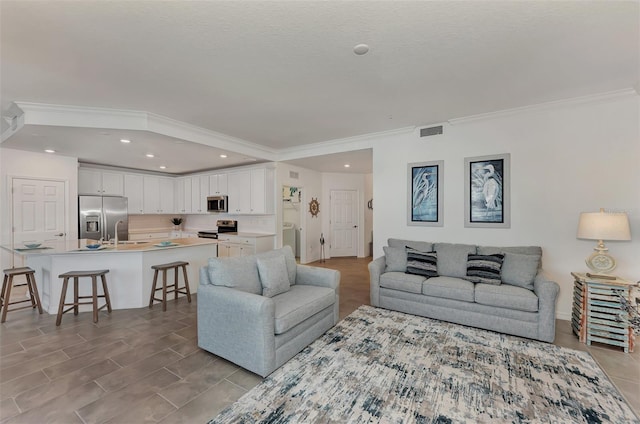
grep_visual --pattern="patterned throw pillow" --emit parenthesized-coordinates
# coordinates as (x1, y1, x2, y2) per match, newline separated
(465, 253, 505, 285)
(405, 247, 438, 278)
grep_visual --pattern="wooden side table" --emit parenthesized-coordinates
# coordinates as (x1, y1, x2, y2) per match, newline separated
(571, 272, 637, 353)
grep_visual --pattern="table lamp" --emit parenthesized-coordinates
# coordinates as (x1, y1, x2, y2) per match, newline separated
(577, 208, 631, 273)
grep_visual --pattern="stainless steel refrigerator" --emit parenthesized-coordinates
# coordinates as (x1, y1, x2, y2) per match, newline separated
(79, 196, 128, 241)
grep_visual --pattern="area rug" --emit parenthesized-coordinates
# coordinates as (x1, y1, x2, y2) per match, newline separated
(210, 305, 638, 423)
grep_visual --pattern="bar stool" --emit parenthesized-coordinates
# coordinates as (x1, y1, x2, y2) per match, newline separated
(1, 267, 43, 323)
(56, 269, 111, 326)
(149, 261, 191, 311)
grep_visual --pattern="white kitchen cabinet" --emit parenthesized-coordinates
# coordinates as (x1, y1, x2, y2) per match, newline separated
(143, 176, 174, 214)
(227, 168, 274, 214)
(79, 169, 124, 196)
(216, 234, 274, 257)
(175, 177, 192, 214)
(190, 175, 209, 213)
(124, 174, 144, 214)
(227, 171, 252, 214)
(209, 173, 228, 195)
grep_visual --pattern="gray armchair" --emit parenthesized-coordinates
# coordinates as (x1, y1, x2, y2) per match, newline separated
(197, 246, 340, 377)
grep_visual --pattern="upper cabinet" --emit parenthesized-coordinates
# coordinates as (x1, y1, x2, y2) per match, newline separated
(78, 169, 124, 196)
(227, 167, 274, 214)
(209, 173, 228, 195)
(191, 175, 209, 213)
(124, 174, 144, 214)
(143, 176, 174, 214)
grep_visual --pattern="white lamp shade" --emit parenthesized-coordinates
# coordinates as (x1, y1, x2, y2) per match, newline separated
(577, 209, 631, 241)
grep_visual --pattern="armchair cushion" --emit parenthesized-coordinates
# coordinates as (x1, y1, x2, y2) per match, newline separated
(258, 255, 291, 298)
(273, 285, 336, 334)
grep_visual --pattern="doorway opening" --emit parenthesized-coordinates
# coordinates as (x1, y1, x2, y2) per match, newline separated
(282, 185, 303, 260)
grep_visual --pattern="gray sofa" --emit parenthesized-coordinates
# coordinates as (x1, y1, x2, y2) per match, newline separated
(198, 246, 340, 377)
(369, 239, 559, 342)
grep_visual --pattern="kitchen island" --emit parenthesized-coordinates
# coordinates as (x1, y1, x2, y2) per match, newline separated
(3, 238, 217, 314)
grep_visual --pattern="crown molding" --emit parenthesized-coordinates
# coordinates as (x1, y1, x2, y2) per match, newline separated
(448, 88, 638, 125)
(277, 126, 415, 161)
(13, 102, 278, 161)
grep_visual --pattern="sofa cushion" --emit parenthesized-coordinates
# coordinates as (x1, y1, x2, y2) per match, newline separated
(207, 256, 262, 295)
(380, 271, 424, 294)
(475, 283, 539, 312)
(433, 243, 477, 278)
(255, 246, 297, 286)
(465, 253, 505, 285)
(422, 276, 475, 303)
(273, 285, 336, 334)
(477, 246, 541, 290)
(383, 246, 407, 272)
(388, 238, 433, 253)
(257, 255, 291, 298)
(405, 248, 438, 278)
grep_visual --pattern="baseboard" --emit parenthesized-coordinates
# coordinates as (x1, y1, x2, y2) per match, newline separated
(556, 311, 571, 321)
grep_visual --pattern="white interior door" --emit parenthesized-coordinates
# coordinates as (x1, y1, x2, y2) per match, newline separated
(12, 178, 66, 244)
(330, 189, 358, 257)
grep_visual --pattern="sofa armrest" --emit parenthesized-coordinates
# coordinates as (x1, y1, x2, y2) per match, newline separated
(533, 272, 560, 342)
(368, 256, 386, 307)
(295, 265, 340, 290)
(197, 284, 275, 376)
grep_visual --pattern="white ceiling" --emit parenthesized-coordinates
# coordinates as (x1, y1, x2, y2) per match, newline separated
(1, 1, 638, 174)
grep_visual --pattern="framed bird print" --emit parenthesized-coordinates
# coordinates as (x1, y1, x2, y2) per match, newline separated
(407, 160, 444, 226)
(464, 153, 510, 228)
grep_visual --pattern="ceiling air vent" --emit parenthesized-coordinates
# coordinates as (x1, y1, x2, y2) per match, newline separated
(289, 171, 299, 179)
(420, 125, 443, 137)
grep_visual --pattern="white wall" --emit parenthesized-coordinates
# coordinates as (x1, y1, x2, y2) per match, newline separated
(0, 148, 79, 269)
(372, 92, 640, 320)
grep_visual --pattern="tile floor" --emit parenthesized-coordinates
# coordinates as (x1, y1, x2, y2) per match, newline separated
(0, 256, 638, 423)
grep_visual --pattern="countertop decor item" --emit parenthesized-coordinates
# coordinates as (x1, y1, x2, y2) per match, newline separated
(577, 208, 631, 273)
(171, 217, 183, 230)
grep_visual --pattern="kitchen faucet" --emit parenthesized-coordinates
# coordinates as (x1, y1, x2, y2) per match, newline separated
(114, 220, 124, 246)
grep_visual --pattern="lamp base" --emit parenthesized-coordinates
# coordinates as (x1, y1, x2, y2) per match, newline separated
(585, 251, 617, 274)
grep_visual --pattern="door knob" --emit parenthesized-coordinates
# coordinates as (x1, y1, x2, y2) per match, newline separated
(353, 225, 358, 228)
(54, 233, 65, 237)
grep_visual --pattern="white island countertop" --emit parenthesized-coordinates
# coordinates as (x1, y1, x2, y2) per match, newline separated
(5, 237, 217, 256)
(4, 238, 218, 314)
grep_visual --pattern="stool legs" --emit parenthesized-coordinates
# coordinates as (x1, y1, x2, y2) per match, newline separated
(181, 264, 192, 303)
(149, 262, 191, 310)
(1, 274, 14, 324)
(25, 272, 43, 314)
(56, 277, 70, 326)
(56, 270, 111, 326)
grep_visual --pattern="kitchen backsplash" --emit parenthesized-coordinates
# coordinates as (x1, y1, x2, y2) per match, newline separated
(184, 214, 276, 233)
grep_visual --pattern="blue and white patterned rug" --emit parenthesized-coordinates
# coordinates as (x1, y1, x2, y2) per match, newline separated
(210, 305, 638, 423)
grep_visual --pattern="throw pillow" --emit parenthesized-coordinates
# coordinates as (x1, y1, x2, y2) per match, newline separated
(207, 256, 262, 295)
(500, 252, 540, 290)
(405, 248, 438, 278)
(465, 253, 505, 285)
(257, 255, 291, 298)
(383, 246, 407, 272)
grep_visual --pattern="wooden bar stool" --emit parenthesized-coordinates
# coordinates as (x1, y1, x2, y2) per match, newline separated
(149, 261, 191, 311)
(1, 267, 43, 323)
(56, 269, 111, 326)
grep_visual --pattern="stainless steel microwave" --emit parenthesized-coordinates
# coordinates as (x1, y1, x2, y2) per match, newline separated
(207, 195, 228, 213)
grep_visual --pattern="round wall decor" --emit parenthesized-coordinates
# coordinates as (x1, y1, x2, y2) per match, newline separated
(309, 198, 320, 217)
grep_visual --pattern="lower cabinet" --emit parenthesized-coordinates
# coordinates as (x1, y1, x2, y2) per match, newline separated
(217, 235, 274, 258)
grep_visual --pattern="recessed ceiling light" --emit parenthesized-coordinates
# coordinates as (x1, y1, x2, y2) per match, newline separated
(344, 164, 351, 168)
(44, 149, 55, 153)
(159, 165, 166, 169)
(220, 154, 227, 158)
(146, 153, 155, 158)
(120, 139, 131, 143)
(353, 44, 369, 55)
